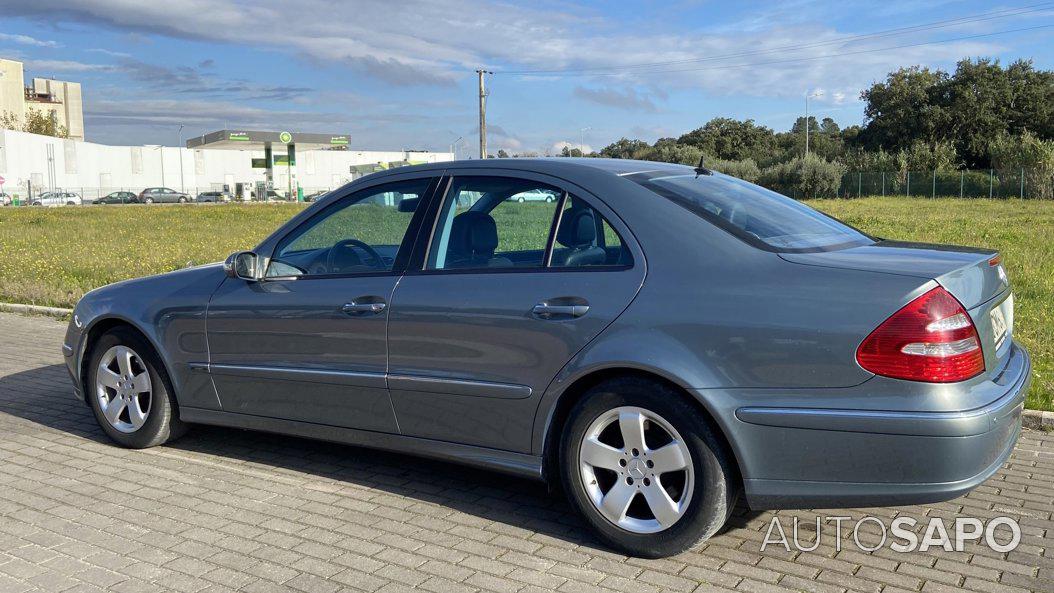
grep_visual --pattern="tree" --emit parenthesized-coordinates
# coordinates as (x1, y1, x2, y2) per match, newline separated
(859, 65, 948, 154)
(677, 118, 774, 161)
(0, 110, 70, 138)
(859, 59, 1054, 168)
(560, 146, 584, 157)
(599, 138, 651, 159)
(820, 117, 840, 136)
(496, 149, 510, 158)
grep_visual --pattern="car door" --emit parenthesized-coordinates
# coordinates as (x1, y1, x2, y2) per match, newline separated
(386, 171, 645, 452)
(205, 174, 441, 431)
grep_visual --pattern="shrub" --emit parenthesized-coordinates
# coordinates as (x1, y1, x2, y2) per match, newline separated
(988, 131, 1054, 199)
(709, 158, 761, 183)
(758, 154, 845, 199)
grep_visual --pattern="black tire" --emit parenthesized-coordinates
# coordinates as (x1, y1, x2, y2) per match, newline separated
(560, 377, 739, 557)
(178, 196, 187, 203)
(144, 197, 154, 204)
(86, 327, 187, 448)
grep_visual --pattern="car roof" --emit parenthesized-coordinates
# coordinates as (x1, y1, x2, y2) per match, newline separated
(355, 157, 695, 184)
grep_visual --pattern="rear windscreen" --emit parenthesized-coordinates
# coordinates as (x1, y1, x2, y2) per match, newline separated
(629, 172, 874, 253)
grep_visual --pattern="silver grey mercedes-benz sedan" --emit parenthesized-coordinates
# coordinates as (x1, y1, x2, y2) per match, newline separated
(63, 158, 1030, 557)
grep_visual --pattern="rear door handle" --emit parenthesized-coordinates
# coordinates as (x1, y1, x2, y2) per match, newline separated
(532, 303, 589, 319)
(341, 298, 387, 316)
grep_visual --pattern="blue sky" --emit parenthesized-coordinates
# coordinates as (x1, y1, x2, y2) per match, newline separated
(0, 0, 1051, 154)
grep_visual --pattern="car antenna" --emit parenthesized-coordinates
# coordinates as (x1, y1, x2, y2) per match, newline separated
(694, 156, 713, 177)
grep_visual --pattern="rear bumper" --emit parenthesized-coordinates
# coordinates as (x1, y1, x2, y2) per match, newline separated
(726, 341, 1031, 510)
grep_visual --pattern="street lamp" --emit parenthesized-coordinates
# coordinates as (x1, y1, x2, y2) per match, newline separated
(177, 124, 185, 193)
(804, 89, 823, 157)
(579, 127, 591, 155)
(450, 136, 463, 160)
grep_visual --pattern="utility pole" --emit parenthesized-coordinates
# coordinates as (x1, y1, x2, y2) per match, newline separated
(477, 69, 491, 159)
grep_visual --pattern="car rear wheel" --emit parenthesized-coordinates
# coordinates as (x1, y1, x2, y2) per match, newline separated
(87, 328, 187, 448)
(560, 377, 738, 557)
(143, 197, 154, 204)
(66, 201, 76, 206)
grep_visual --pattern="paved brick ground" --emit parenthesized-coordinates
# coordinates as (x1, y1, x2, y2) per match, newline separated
(0, 312, 1051, 593)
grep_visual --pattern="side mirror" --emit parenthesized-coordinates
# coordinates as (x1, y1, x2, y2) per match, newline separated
(224, 251, 260, 281)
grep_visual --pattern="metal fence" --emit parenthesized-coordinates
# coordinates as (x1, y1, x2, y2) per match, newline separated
(839, 169, 1052, 199)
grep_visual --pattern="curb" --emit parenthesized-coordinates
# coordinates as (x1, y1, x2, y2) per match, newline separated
(1023, 409, 1054, 431)
(0, 302, 73, 319)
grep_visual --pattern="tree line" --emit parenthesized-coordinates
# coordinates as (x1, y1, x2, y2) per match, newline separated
(521, 58, 1054, 199)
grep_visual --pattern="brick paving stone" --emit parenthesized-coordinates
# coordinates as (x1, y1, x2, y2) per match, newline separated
(0, 311, 1051, 593)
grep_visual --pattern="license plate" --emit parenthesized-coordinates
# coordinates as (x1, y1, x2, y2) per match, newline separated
(990, 294, 1012, 351)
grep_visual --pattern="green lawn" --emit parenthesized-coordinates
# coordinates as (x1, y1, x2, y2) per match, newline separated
(0, 197, 1050, 410)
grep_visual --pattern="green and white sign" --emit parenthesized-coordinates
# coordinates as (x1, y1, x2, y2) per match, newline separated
(228, 132, 251, 142)
(330, 136, 349, 146)
(279, 131, 293, 143)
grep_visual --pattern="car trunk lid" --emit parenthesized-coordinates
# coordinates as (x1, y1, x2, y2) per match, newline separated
(781, 240, 1014, 375)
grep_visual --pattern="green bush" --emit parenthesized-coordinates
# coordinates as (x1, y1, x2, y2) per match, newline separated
(759, 154, 845, 199)
(710, 158, 761, 183)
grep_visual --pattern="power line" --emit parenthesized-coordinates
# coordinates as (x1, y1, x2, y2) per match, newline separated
(498, 23, 1054, 78)
(498, 2, 1054, 76)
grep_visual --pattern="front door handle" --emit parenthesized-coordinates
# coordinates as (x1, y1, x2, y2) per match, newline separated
(532, 302, 589, 319)
(341, 298, 387, 316)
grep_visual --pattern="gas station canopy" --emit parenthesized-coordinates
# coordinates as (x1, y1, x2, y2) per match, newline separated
(185, 129, 349, 150)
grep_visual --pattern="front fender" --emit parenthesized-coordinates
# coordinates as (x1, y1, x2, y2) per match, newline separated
(65, 264, 225, 409)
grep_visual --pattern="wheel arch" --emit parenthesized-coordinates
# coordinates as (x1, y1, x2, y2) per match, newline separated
(78, 316, 178, 409)
(539, 365, 744, 494)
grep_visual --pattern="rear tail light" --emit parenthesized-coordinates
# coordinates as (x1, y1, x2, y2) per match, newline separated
(856, 286, 984, 383)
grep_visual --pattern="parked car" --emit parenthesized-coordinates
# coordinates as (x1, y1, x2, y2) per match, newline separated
(195, 191, 231, 203)
(64, 159, 1029, 557)
(33, 191, 82, 206)
(302, 190, 330, 202)
(138, 187, 190, 204)
(250, 189, 286, 201)
(95, 191, 140, 205)
(0, 192, 11, 206)
(508, 188, 557, 202)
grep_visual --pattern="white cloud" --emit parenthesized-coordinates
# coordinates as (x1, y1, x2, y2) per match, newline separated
(0, 32, 60, 48)
(1, 0, 1013, 95)
(550, 140, 593, 154)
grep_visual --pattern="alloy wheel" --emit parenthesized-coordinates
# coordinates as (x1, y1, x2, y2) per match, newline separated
(95, 345, 153, 433)
(579, 406, 694, 533)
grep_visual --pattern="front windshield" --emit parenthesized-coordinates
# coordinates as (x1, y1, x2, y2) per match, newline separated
(630, 172, 873, 252)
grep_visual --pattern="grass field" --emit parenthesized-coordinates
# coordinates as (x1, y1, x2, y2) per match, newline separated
(0, 197, 1050, 411)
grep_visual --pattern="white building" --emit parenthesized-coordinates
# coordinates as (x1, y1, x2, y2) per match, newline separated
(0, 128, 453, 200)
(0, 58, 85, 141)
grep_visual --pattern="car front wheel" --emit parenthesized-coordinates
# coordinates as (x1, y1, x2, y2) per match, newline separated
(87, 328, 187, 448)
(561, 377, 738, 557)
(143, 197, 153, 204)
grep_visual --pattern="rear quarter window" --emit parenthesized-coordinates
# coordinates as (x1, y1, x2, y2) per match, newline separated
(630, 172, 873, 253)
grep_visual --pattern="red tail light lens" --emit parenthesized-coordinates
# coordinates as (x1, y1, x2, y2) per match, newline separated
(856, 287, 984, 383)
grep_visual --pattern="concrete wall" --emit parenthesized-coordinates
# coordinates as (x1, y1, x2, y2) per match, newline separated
(0, 129, 454, 199)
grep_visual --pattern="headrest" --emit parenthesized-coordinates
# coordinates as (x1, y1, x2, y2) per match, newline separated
(450, 211, 499, 256)
(557, 208, 597, 248)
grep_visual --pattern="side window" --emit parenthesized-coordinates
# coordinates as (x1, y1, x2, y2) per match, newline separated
(551, 196, 633, 268)
(267, 178, 430, 277)
(426, 177, 560, 270)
